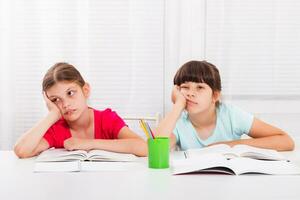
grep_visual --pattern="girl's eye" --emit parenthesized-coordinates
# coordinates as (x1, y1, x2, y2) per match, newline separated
(51, 98, 59, 103)
(67, 90, 75, 96)
(197, 86, 204, 89)
(180, 86, 188, 89)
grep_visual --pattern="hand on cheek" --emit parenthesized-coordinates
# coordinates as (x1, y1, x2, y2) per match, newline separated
(171, 86, 186, 108)
(43, 92, 61, 121)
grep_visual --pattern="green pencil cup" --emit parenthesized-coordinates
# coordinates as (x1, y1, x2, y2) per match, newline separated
(147, 137, 170, 169)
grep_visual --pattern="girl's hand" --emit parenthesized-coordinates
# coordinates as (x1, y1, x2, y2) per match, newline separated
(43, 92, 61, 121)
(64, 138, 93, 151)
(171, 85, 186, 109)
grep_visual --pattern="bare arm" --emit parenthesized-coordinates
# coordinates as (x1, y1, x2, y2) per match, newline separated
(64, 127, 148, 157)
(14, 92, 61, 158)
(154, 104, 183, 149)
(213, 118, 295, 151)
(154, 86, 185, 149)
(14, 113, 55, 158)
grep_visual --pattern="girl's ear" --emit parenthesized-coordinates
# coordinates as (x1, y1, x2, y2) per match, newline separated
(212, 91, 221, 103)
(82, 83, 91, 98)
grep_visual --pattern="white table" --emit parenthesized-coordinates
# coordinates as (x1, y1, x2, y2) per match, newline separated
(1, 148, 300, 200)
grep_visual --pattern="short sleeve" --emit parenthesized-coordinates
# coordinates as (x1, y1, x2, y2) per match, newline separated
(43, 127, 55, 148)
(230, 105, 254, 137)
(173, 125, 180, 144)
(42, 119, 71, 148)
(102, 109, 126, 139)
(172, 112, 189, 146)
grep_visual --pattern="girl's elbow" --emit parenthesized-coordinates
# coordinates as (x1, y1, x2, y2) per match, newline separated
(14, 145, 33, 159)
(14, 145, 25, 158)
(282, 134, 295, 151)
(286, 136, 295, 151)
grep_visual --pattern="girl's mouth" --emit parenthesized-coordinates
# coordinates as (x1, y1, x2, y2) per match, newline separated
(186, 100, 197, 106)
(64, 109, 76, 115)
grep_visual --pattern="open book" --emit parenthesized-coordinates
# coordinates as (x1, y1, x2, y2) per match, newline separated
(34, 160, 143, 173)
(34, 148, 140, 172)
(172, 145, 300, 175)
(36, 148, 138, 162)
(184, 144, 286, 161)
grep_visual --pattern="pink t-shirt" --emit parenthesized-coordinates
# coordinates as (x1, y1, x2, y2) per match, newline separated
(43, 108, 126, 148)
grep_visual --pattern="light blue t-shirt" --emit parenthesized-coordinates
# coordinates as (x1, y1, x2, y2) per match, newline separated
(173, 103, 254, 150)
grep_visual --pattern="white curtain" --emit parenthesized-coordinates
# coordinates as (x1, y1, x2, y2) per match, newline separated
(0, 0, 164, 149)
(1, 0, 300, 150)
(205, 0, 300, 98)
(164, 0, 300, 137)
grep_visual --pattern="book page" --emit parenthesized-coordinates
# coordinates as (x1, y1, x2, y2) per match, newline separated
(172, 153, 236, 175)
(227, 157, 300, 175)
(36, 148, 88, 162)
(231, 145, 286, 161)
(86, 150, 138, 162)
(185, 144, 236, 159)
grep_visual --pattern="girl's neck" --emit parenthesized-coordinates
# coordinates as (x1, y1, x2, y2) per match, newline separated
(188, 105, 217, 128)
(68, 107, 93, 131)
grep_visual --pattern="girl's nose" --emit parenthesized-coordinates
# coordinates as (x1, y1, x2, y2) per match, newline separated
(62, 100, 70, 109)
(187, 90, 195, 97)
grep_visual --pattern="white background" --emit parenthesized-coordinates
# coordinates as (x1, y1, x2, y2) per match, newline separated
(0, 0, 299, 149)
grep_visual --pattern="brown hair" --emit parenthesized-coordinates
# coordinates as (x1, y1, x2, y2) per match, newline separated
(42, 62, 85, 91)
(173, 60, 221, 92)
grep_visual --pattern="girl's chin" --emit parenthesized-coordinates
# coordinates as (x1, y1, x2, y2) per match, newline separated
(186, 106, 203, 114)
(186, 107, 197, 113)
(63, 114, 79, 121)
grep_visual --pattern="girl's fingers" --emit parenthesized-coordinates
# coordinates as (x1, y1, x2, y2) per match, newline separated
(43, 91, 50, 102)
(43, 91, 55, 109)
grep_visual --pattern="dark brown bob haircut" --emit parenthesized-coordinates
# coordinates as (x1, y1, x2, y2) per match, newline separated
(173, 60, 222, 93)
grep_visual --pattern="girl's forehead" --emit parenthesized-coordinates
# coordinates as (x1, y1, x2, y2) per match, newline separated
(47, 81, 79, 95)
(55, 81, 78, 87)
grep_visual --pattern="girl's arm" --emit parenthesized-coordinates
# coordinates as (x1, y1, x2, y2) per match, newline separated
(14, 93, 61, 158)
(63, 127, 148, 157)
(216, 118, 295, 151)
(154, 86, 186, 149)
(14, 113, 55, 158)
(154, 104, 183, 149)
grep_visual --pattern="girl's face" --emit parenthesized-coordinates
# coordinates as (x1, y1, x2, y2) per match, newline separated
(46, 81, 90, 121)
(179, 82, 219, 114)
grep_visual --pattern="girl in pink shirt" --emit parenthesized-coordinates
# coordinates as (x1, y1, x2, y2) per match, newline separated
(14, 62, 147, 158)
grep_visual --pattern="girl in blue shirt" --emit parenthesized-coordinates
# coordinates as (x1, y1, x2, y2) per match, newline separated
(156, 60, 294, 151)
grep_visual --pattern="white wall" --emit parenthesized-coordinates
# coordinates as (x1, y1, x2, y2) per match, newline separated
(0, 0, 300, 149)
(0, 0, 165, 149)
(164, 0, 300, 139)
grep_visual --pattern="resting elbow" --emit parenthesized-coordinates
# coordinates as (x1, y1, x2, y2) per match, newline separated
(281, 134, 295, 151)
(287, 137, 295, 151)
(14, 145, 33, 159)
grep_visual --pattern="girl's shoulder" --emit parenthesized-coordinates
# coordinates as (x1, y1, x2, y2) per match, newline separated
(92, 107, 123, 122)
(92, 107, 111, 114)
(217, 102, 251, 117)
(217, 102, 253, 122)
(51, 117, 69, 128)
(218, 102, 245, 112)
(92, 107, 118, 117)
